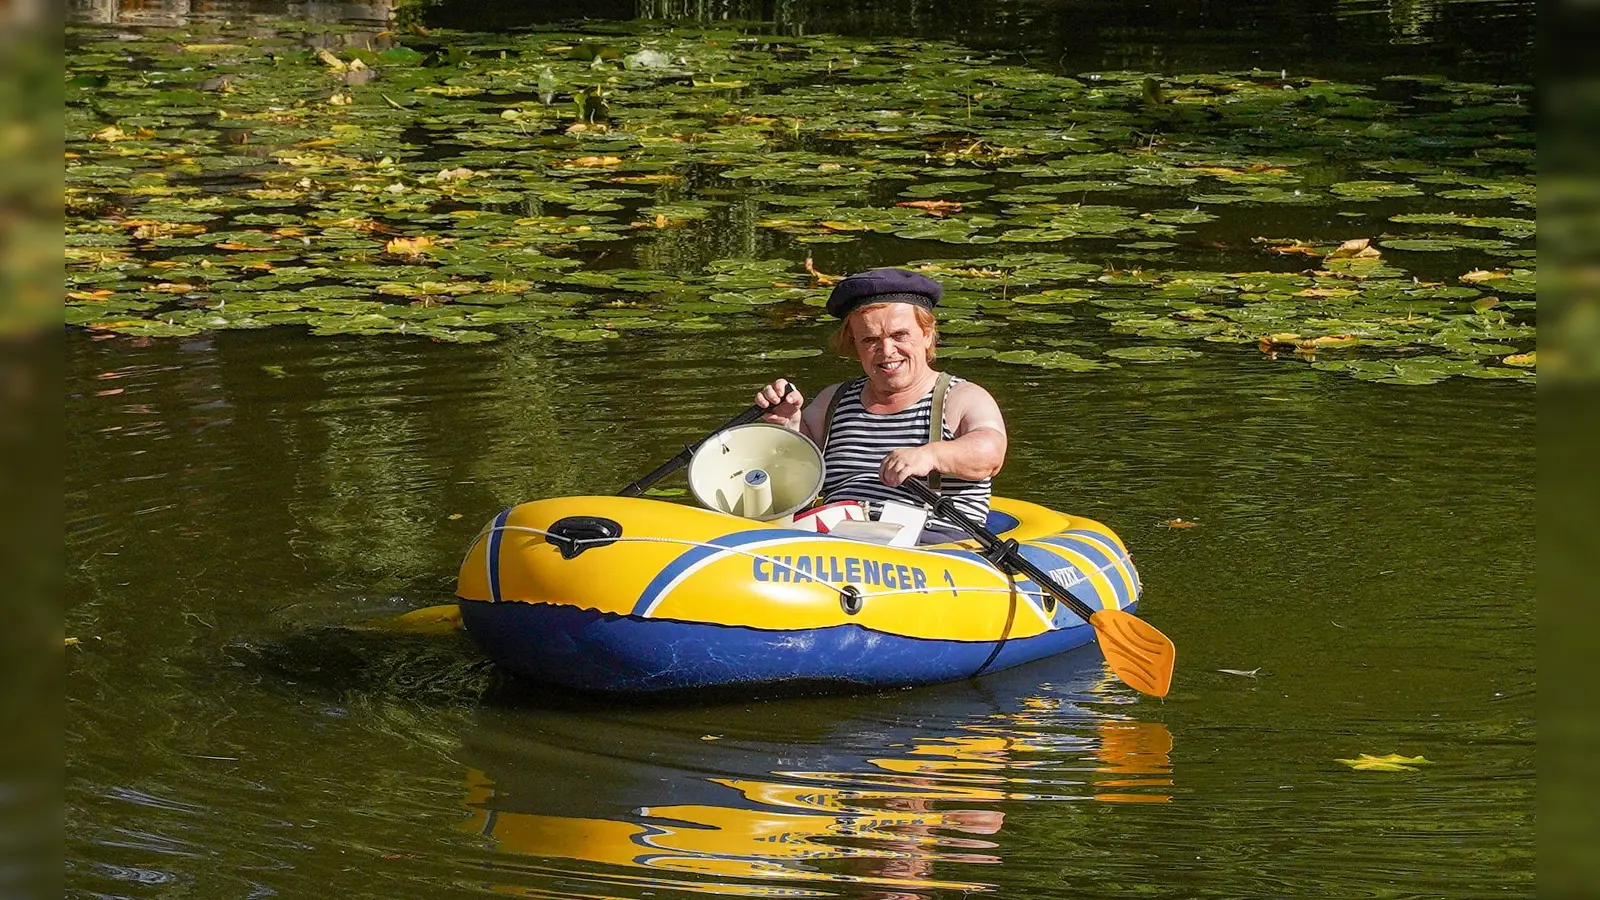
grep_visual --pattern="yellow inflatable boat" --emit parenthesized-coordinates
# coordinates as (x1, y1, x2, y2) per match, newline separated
(455, 493, 1143, 693)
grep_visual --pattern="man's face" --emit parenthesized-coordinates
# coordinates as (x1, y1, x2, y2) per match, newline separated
(850, 303, 932, 393)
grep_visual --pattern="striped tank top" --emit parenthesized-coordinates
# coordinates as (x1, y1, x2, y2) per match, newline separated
(820, 376, 992, 526)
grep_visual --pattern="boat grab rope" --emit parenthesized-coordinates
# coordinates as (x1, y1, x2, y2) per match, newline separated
(472, 524, 1126, 621)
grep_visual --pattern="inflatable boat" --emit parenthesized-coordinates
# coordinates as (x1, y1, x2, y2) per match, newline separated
(453, 411, 1171, 696)
(454, 493, 1143, 694)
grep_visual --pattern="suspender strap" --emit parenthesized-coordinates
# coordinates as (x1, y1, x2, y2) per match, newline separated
(928, 371, 953, 493)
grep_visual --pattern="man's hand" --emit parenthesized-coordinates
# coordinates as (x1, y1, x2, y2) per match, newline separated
(754, 378, 804, 427)
(879, 445, 939, 486)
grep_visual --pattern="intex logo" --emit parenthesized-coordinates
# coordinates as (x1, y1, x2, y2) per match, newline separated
(1045, 566, 1087, 588)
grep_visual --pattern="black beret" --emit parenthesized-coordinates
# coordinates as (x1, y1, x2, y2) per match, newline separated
(825, 267, 943, 319)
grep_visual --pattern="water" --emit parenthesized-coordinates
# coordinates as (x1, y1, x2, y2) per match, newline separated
(67, 322, 1533, 898)
(66, 1, 1534, 897)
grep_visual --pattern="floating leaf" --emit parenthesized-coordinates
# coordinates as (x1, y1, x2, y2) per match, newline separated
(1336, 753, 1432, 772)
(939, 347, 997, 360)
(994, 349, 1116, 371)
(1106, 346, 1202, 362)
(1329, 180, 1424, 201)
(1327, 238, 1381, 259)
(385, 236, 435, 257)
(896, 199, 964, 216)
(1381, 236, 1510, 252)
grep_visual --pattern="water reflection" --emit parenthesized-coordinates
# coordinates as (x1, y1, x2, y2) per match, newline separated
(457, 658, 1173, 897)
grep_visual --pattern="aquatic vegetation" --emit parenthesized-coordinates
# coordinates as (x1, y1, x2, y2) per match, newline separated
(65, 22, 1534, 384)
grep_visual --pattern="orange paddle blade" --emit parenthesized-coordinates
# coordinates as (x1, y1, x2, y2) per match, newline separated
(1088, 608, 1176, 698)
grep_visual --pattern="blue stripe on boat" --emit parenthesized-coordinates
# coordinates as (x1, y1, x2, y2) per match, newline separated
(1006, 542, 1106, 626)
(1059, 528, 1138, 594)
(1036, 533, 1133, 610)
(630, 528, 852, 618)
(457, 600, 1098, 693)
(985, 510, 1021, 533)
(487, 508, 511, 603)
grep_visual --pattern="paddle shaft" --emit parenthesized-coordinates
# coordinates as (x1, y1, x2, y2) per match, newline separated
(616, 380, 797, 497)
(902, 479, 1097, 621)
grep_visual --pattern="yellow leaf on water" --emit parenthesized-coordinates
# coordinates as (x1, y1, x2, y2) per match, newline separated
(385, 236, 435, 257)
(1461, 268, 1508, 283)
(1503, 351, 1536, 368)
(610, 173, 682, 184)
(1300, 334, 1357, 349)
(447, 513, 464, 520)
(896, 199, 963, 217)
(1336, 753, 1432, 772)
(316, 48, 349, 72)
(64, 637, 80, 647)
(1161, 518, 1200, 529)
(131, 222, 206, 239)
(1327, 238, 1381, 259)
(1305, 333, 1356, 347)
(1263, 241, 1321, 257)
(555, 155, 622, 168)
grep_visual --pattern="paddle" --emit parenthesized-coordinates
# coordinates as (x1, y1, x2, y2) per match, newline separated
(617, 380, 797, 497)
(371, 383, 802, 633)
(900, 479, 1176, 698)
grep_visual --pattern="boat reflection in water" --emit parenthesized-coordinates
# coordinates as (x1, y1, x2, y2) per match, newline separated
(456, 653, 1173, 897)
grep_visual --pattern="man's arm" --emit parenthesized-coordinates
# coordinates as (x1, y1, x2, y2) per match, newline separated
(756, 378, 839, 449)
(797, 383, 839, 448)
(879, 381, 1007, 485)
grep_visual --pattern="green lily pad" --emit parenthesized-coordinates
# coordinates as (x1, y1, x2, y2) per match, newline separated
(541, 327, 619, 342)
(938, 347, 997, 360)
(994, 349, 1117, 371)
(1105, 346, 1203, 362)
(1329, 180, 1426, 201)
(1380, 237, 1510, 252)
(899, 181, 992, 198)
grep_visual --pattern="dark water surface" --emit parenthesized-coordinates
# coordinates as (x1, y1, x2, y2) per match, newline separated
(67, 323, 1533, 898)
(66, 1, 1534, 898)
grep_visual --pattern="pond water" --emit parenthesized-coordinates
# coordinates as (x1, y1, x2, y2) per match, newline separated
(67, 2, 1535, 898)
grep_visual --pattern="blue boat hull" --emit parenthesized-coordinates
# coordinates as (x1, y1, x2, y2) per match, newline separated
(457, 599, 1102, 694)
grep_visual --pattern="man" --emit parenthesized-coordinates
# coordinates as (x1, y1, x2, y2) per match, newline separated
(755, 267, 1008, 542)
